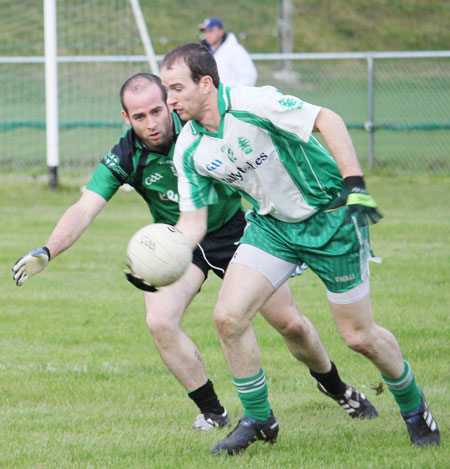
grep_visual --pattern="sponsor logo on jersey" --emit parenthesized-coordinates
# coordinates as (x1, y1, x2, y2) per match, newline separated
(220, 152, 269, 184)
(159, 190, 179, 203)
(237, 137, 253, 155)
(221, 144, 237, 162)
(278, 96, 303, 110)
(144, 173, 163, 186)
(206, 159, 223, 171)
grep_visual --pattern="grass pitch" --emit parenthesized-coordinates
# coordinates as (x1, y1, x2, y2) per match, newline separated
(0, 176, 448, 468)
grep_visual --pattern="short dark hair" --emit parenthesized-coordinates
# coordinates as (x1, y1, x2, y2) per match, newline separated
(161, 43, 220, 88)
(120, 73, 167, 113)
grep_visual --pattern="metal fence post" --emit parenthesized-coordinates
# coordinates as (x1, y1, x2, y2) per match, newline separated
(366, 56, 375, 170)
(276, 0, 300, 83)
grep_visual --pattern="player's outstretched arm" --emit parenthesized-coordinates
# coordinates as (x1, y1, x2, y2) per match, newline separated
(45, 190, 107, 258)
(12, 190, 107, 286)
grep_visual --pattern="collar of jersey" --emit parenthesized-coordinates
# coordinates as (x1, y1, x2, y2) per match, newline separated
(189, 83, 231, 138)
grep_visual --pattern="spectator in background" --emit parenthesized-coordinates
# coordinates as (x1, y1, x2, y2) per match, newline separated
(199, 17, 257, 86)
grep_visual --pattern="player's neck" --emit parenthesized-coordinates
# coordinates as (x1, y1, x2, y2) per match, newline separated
(198, 92, 220, 133)
(200, 116, 220, 133)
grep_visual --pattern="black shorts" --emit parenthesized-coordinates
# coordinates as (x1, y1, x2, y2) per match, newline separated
(192, 209, 246, 279)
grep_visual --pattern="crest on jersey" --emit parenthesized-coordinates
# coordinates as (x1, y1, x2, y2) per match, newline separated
(237, 137, 253, 155)
(278, 96, 303, 110)
(104, 152, 119, 167)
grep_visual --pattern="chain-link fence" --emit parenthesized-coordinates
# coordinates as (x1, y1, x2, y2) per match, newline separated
(1, 0, 449, 177)
(257, 52, 450, 174)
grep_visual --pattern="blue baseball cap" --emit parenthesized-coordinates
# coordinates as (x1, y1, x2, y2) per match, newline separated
(198, 17, 223, 31)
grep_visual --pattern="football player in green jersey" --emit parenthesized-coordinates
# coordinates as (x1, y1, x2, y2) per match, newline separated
(13, 73, 378, 433)
(159, 43, 439, 453)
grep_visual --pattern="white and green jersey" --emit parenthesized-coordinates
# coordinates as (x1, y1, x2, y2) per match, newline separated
(174, 84, 343, 223)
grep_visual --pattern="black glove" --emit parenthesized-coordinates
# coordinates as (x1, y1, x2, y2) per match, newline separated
(325, 176, 383, 226)
(124, 270, 158, 292)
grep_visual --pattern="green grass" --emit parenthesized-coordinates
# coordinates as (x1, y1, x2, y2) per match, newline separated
(0, 176, 449, 467)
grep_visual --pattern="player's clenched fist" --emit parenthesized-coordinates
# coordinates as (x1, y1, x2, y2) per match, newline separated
(12, 247, 50, 286)
(325, 176, 383, 226)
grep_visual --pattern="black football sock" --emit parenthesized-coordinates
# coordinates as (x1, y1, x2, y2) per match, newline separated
(188, 379, 225, 415)
(310, 361, 347, 396)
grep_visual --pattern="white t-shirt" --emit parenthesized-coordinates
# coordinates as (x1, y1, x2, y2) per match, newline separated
(212, 33, 257, 86)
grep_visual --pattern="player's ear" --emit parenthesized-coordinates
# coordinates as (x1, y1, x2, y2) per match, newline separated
(200, 75, 214, 93)
(121, 110, 131, 126)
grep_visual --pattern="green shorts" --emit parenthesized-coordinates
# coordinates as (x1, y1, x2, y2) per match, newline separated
(240, 208, 372, 293)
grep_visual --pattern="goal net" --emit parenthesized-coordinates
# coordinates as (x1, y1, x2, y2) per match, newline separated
(1, 1, 448, 176)
(1, 0, 154, 175)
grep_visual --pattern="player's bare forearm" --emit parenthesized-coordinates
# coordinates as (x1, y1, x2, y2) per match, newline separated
(175, 207, 208, 250)
(314, 108, 363, 179)
(317, 110, 383, 225)
(46, 190, 107, 258)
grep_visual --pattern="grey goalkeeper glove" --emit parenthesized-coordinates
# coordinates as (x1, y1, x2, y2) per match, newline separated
(325, 176, 383, 226)
(12, 247, 51, 286)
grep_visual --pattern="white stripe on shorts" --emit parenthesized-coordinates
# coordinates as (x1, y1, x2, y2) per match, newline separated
(230, 244, 297, 289)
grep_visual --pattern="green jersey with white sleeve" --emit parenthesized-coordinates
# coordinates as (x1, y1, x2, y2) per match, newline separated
(174, 84, 343, 223)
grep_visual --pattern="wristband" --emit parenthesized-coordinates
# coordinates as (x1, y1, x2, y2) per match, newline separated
(42, 246, 51, 260)
(343, 176, 365, 188)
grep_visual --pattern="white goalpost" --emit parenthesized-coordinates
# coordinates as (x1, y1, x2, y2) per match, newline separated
(44, 0, 59, 188)
(42, 0, 159, 187)
(129, 0, 159, 75)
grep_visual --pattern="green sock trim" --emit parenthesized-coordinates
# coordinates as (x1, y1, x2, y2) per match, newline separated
(233, 369, 271, 421)
(382, 361, 422, 413)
